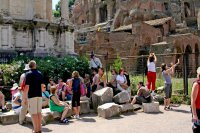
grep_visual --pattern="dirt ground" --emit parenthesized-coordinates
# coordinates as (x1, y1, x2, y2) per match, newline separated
(0, 105, 193, 133)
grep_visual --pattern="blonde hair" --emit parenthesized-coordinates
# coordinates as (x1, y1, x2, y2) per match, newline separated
(29, 60, 36, 69)
(72, 71, 80, 78)
(50, 86, 57, 94)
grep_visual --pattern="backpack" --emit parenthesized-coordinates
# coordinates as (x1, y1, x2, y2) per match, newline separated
(72, 78, 81, 93)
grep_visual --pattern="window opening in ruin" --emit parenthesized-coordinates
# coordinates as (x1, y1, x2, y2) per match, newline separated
(164, 2, 169, 11)
(136, 47, 149, 74)
(99, 4, 107, 23)
(195, 44, 199, 70)
(184, 2, 191, 18)
(185, 45, 192, 77)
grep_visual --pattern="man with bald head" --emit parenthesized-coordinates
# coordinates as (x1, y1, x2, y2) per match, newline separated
(23, 60, 45, 133)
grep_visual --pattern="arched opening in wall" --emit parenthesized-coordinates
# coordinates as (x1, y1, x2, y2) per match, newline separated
(174, 46, 182, 77)
(99, 4, 107, 23)
(136, 46, 149, 74)
(185, 45, 192, 77)
(195, 44, 199, 70)
(184, 2, 191, 18)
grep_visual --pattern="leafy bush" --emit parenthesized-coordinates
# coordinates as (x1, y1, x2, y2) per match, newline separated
(0, 56, 90, 86)
(112, 55, 122, 73)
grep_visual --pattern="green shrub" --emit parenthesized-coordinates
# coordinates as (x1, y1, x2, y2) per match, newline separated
(112, 55, 122, 73)
(0, 55, 90, 86)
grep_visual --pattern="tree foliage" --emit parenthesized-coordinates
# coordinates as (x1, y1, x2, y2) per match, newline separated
(112, 55, 122, 73)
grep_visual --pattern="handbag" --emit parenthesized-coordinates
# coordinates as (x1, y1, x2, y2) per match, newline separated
(80, 83, 86, 96)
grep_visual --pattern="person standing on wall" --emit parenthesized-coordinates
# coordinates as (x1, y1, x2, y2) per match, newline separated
(19, 64, 30, 125)
(89, 52, 102, 70)
(22, 60, 45, 133)
(146, 53, 157, 96)
(191, 67, 200, 133)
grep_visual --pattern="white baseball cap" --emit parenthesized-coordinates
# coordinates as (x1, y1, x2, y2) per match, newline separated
(24, 64, 30, 71)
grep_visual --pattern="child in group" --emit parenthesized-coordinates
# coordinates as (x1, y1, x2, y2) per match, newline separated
(147, 53, 157, 96)
(71, 71, 82, 119)
(49, 86, 70, 124)
(161, 59, 179, 110)
(11, 83, 22, 114)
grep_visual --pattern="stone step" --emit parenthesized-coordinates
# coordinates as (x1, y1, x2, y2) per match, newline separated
(0, 111, 19, 125)
(119, 103, 134, 113)
(142, 102, 160, 113)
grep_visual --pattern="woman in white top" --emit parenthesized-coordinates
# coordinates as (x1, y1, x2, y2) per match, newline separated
(147, 53, 157, 95)
(116, 68, 131, 98)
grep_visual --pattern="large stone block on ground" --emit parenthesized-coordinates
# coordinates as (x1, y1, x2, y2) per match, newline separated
(80, 100, 90, 114)
(0, 111, 19, 124)
(119, 103, 134, 113)
(92, 87, 113, 111)
(143, 102, 160, 113)
(133, 104, 143, 111)
(153, 95, 164, 103)
(97, 103, 121, 118)
(113, 91, 130, 104)
(80, 96, 90, 101)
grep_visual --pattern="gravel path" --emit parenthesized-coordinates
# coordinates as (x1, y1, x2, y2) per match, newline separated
(0, 105, 192, 133)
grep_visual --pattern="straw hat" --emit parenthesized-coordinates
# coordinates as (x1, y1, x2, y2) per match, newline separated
(10, 83, 19, 91)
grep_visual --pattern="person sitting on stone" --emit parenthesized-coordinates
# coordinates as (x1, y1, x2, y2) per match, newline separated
(84, 74, 91, 98)
(0, 88, 7, 112)
(89, 52, 102, 70)
(97, 68, 107, 90)
(11, 84, 22, 114)
(47, 78, 55, 93)
(91, 68, 99, 92)
(116, 68, 131, 96)
(56, 78, 67, 101)
(49, 86, 70, 124)
(107, 69, 119, 95)
(65, 80, 73, 101)
(42, 85, 50, 108)
(131, 82, 151, 105)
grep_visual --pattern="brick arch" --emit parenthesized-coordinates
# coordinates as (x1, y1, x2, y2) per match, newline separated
(195, 43, 199, 69)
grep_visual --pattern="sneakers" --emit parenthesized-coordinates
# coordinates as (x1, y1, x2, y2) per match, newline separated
(60, 118, 69, 124)
(151, 91, 156, 96)
(2, 108, 8, 112)
(72, 115, 80, 119)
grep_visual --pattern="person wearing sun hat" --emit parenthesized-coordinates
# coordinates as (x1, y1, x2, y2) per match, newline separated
(11, 83, 22, 114)
(19, 64, 30, 125)
(191, 67, 200, 133)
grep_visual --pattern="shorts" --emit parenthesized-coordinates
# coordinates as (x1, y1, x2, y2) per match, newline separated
(164, 84, 172, 99)
(72, 92, 80, 107)
(136, 96, 151, 104)
(92, 85, 97, 92)
(14, 106, 22, 114)
(28, 97, 42, 115)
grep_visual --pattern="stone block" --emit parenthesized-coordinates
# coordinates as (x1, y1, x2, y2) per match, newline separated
(133, 104, 143, 111)
(143, 102, 160, 113)
(113, 91, 130, 104)
(119, 103, 134, 113)
(92, 87, 113, 112)
(0, 111, 19, 124)
(80, 100, 90, 114)
(153, 95, 164, 103)
(97, 103, 121, 119)
(80, 96, 90, 101)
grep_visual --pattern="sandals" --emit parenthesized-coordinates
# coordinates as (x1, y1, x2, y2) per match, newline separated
(60, 118, 69, 124)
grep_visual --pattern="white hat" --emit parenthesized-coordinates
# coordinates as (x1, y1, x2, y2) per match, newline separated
(24, 64, 30, 71)
(197, 67, 200, 74)
(10, 83, 19, 91)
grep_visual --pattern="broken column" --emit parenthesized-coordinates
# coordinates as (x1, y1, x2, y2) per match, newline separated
(60, 0, 69, 25)
(198, 9, 200, 30)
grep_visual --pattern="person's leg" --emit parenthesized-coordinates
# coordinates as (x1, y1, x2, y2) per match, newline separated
(151, 72, 156, 92)
(62, 91, 65, 101)
(131, 96, 137, 105)
(146, 72, 152, 90)
(42, 100, 48, 108)
(31, 114, 38, 132)
(37, 97, 42, 132)
(61, 107, 69, 120)
(73, 107, 78, 115)
(0, 93, 5, 109)
(29, 97, 39, 132)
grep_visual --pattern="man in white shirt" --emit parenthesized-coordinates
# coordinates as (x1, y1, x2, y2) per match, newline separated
(89, 53, 102, 70)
